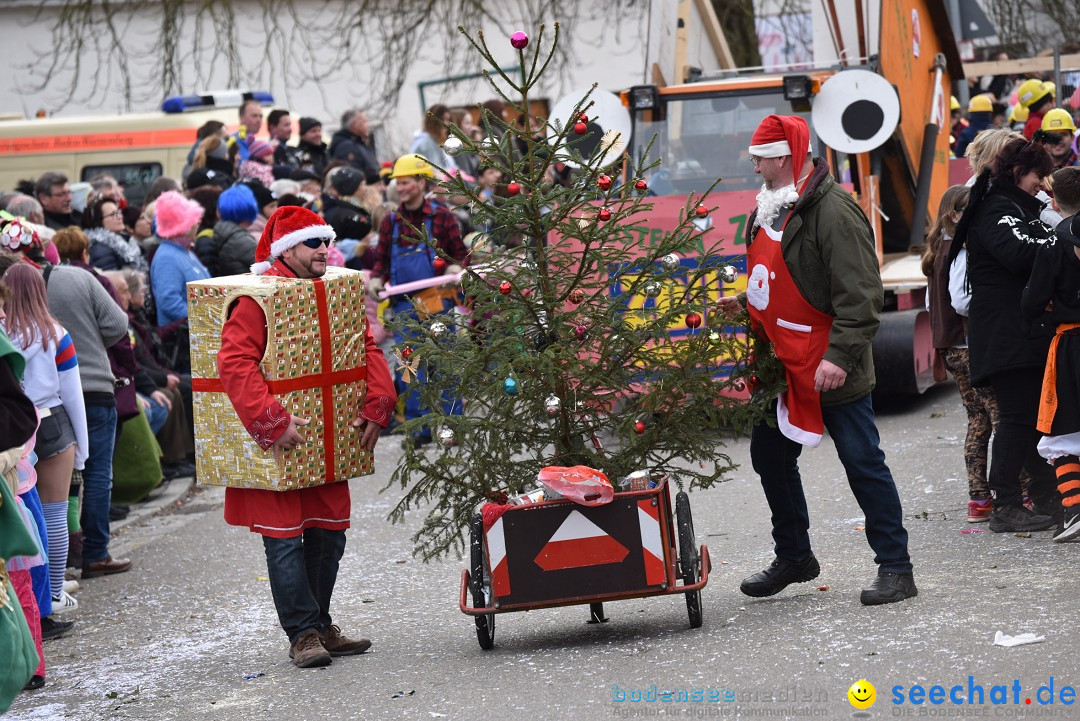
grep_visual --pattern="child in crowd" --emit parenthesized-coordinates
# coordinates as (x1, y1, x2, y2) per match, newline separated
(922, 185, 997, 521)
(0, 263, 87, 611)
(1023, 167, 1080, 541)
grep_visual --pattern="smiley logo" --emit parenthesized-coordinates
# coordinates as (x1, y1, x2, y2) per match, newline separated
(848, 679, 876, 710)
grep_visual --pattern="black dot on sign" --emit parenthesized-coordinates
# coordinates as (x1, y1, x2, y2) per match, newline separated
(841, 100, 885, 141)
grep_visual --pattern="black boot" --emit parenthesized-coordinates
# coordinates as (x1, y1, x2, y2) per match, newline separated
(860, 571, 917, 605)
(740, 554, 820, 597)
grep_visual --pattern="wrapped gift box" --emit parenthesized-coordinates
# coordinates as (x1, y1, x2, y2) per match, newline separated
(188, 266, 373, 490)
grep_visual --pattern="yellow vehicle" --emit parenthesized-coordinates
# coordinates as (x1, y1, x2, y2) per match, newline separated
(0, 91, 272, 204)
(622, 0, 963, 394)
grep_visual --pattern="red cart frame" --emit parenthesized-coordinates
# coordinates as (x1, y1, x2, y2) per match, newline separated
(459, 476, 710, 649)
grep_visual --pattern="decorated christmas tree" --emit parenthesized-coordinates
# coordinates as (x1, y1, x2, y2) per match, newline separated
(386, 24, 781, 560)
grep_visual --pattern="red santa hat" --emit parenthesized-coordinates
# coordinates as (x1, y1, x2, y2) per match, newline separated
(250, 205, 336, 274)
(748, 114, 811, 187)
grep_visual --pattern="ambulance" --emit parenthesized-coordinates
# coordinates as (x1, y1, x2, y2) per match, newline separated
(0, 91, 272, 205)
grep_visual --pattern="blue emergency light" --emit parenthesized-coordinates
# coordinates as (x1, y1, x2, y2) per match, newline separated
(161, 90, 274, 114)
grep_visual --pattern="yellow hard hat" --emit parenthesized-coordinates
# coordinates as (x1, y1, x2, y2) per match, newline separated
(389, 153, 435, 180)
(1009, 104, 1029, 123)
(968, 94, 993, 113)
(1044, 81, 1056, 98)
(950, 95, 960, 111)
(1041, 108, 1077, 134)
(1017, 78, 1051, 108)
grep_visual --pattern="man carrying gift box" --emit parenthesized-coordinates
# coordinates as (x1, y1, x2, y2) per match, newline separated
(217, 206, 396, 668)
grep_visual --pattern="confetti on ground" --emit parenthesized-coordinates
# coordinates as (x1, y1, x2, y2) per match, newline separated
(960, 528, 984, 534)
(392, 690, 416, 699)
(818, 586, 829, 592)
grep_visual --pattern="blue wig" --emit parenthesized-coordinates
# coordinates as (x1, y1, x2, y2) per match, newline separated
(217, 184, 259, 224)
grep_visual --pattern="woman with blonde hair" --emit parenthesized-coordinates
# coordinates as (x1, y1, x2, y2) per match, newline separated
(964, 127, 1023, 178)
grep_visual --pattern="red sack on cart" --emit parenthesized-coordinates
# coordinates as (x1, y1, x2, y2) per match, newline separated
(537, 466, 613, 507)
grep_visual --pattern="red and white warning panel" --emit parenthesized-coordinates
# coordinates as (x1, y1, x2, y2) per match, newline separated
(534, 510, 630, 571)
(484, 488, 672, 608)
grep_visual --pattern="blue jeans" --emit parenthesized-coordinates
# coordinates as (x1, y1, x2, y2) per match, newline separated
(81, 403, 118, 565)
(392, 299, 462, 435)
(262, 528, 347, 644)
(139, 393, 169, 435)
(749, 394, 912, 574)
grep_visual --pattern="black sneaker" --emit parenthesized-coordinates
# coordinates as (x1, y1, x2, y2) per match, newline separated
(740, 554, 820, 597)
(988, 504, 1056, 533)
(1054, 508, 1080, 543)
(860, 571, 918, 605)
(109, 504, 130, 521)
(40, 617, 75, 640)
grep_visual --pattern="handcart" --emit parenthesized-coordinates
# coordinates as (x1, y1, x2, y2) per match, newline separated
(459, 475, 711, 649)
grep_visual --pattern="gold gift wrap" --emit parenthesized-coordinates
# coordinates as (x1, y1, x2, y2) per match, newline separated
(188, 266, 374, 490)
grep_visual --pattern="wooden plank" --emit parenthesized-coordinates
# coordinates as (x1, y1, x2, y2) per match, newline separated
(962, 54, 1080, 78)
(693, 0, 736, 70)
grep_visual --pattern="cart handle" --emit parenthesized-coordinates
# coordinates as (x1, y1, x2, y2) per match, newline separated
(458, 544, 713, 616)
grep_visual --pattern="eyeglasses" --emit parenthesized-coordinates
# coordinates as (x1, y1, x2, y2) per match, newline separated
(106, 210, 124, 219)
(301, 237, 332, 249)
(50, 189, 73, 198)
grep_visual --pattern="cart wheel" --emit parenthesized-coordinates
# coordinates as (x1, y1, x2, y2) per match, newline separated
(470, 513, 496, 649)
(675, 491, 703, 628)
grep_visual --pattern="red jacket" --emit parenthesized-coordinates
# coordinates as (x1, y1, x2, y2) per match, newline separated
(217, 260, 396, 537)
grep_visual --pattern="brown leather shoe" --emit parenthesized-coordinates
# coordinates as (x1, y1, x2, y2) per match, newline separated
(82, 555, 132, 579)
(290, 630, 331, 668)
(318, 624, 371, 656)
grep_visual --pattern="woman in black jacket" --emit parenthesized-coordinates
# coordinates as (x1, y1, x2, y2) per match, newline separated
(951, 138, 1059, 533)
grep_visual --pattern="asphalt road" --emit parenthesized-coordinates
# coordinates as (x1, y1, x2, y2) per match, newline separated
(8, 384, 1078, 721)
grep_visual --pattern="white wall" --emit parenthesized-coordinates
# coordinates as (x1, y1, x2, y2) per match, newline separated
(0, 0, 654, 157)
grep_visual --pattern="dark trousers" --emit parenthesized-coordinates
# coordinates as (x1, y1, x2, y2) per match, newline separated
(987, 370, 1059, 509)
(749, 394, 912, 574)
(262, 528, 346, 645)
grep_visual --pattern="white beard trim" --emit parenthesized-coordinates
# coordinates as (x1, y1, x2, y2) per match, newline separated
(755, 183, 796, 228)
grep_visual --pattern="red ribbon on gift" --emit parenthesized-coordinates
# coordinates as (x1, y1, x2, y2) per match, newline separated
(192, 277, 367, 480)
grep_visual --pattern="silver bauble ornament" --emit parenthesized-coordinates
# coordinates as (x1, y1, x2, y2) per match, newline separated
(437, 427, 456, 447)
(429, 321, 449, 339)
(443, 136, 464, 157)
(721, 265, 739, 284)
(544, 395, 561, 416)
(660, 253, 680, 272)
(481, 136, 498, 152)
(643, 282, 661, 298)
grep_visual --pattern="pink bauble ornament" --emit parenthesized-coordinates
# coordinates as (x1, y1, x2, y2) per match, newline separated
(511, 31, 529, 49)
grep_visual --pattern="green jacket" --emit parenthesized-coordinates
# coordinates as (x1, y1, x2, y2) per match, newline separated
(744, 159, 882, 406)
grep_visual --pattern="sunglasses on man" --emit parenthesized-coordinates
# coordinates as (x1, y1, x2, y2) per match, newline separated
(301, 237, 332, 249)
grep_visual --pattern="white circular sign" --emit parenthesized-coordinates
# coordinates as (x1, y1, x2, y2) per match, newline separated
(811, 70, 900, 154)
(548, 88, 632, 168)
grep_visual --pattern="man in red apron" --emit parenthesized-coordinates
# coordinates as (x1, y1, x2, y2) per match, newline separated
(718, 115, 915, 605)
(219, 207, 397, 667)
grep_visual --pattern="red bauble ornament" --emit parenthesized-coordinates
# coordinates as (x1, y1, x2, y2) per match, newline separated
(401, 346, 414, 360)
(499, 280, 512, 295)
(598, 207, 612, 222)
(635, 179, 648, 192)
(507, 182, 521, 196)
(597, 174, 612, 191)
(574, 324, 589, 340)
(634, 421, 646, 435)
(685, 312, 702, 329)
(574, 122, 587, 135)
(579, 113, 589, 123)
(695, 205, 709, 218)
(569, 289, 585, 304)
(433, 257, 447, 273)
